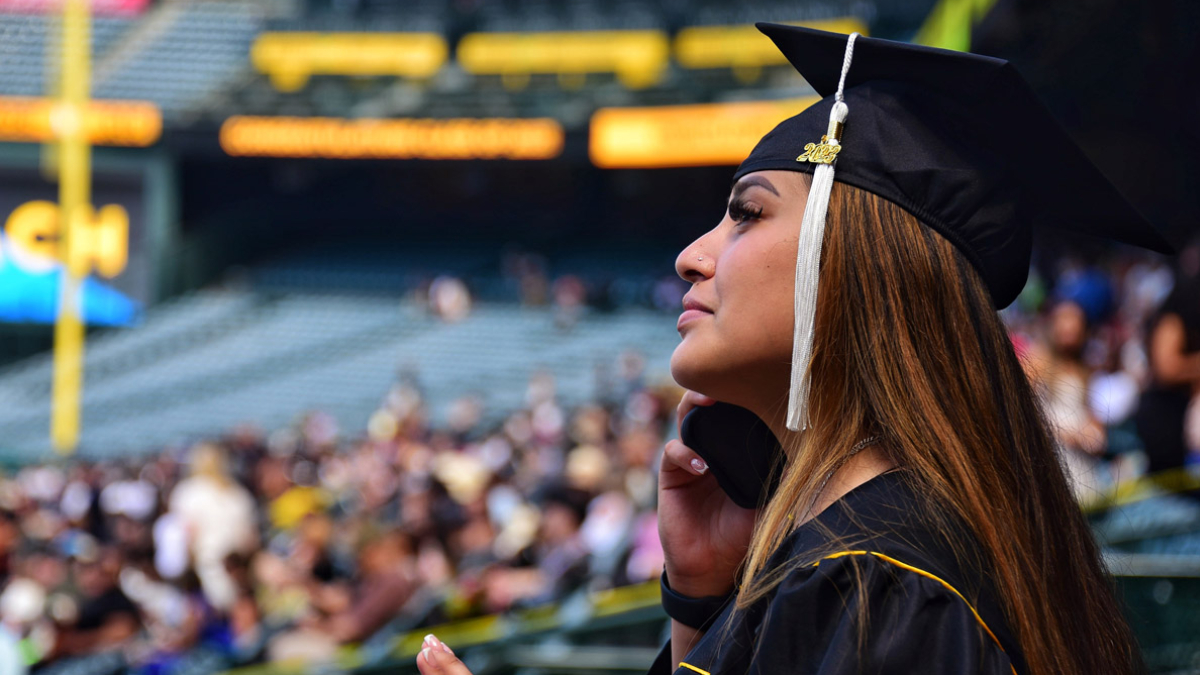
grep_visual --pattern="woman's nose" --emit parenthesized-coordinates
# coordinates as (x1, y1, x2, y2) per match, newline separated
(675, 243, 712, 283)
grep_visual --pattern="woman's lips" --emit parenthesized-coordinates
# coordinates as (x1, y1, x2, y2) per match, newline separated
(677, 308, 712, 330)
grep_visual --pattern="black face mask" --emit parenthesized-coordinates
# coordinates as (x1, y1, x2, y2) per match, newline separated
(679, 401, 784, 510)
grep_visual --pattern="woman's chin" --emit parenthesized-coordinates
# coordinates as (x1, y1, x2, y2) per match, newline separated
(671, 345, 781, 412)
(670, 344, 727, 396)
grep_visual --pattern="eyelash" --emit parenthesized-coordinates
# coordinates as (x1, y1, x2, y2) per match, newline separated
(728, 199, 763, 225)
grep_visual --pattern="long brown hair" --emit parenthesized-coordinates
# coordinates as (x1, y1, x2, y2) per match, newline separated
(738, 179, 1140, 674)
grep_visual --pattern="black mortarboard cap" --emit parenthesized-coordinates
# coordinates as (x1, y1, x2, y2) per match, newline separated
(734, 23, 1175, 309)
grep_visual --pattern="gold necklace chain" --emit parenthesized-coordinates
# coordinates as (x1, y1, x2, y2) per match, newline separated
(799, 435, 884, 522)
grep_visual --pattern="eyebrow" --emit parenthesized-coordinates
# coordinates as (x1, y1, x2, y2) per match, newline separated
(728, 175, 780, 203)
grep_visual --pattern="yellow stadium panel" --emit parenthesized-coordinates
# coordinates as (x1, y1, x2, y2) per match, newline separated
(589, 97, 820, 169)
(457, 30, 670, 89)
(915, 0, 998, 51)
(219, 116, 565, 160)
(674, 18, 869, 70)
(251, 32, 449, 92)
(0, 96, 161, 146)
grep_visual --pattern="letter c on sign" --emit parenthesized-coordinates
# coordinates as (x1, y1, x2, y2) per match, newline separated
(5, 200, 60, 272)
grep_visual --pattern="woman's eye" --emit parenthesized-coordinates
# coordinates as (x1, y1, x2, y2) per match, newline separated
(728, 200, 763, 224)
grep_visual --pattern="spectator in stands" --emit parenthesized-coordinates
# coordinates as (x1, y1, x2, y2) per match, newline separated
(429, 275, 472, 322)
(0, 574, 45, 670)
(0, 624, 23, 675)
(166, 443, 258, 612)
(552, 274, 587, 330)
(1026, 300, 1108, 500)
(50, 546, 139, 659)
(1137, 239, 1200, 473)
(502, 250, 550, 306)
(268, 529, 418, 662)
(482, 486, 590, 612)
(0, 510, 16, 582)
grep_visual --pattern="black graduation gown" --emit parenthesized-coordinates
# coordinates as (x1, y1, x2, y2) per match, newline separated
(649, 470, 1027, 675)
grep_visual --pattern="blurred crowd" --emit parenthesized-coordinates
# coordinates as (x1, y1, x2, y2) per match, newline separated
(1010, 239, 1200, 501)
(0, 354, 672, 675)
(0, 240, 1198, 675)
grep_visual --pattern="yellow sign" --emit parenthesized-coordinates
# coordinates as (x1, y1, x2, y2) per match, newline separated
(674, 18, 869, 72)
(220, 116, 565, 160)
(4, 200, 129, 278)
(0, 96, 160, 146)
(251, 32, 449, 92)
(589, 97, 820, 169)
(457, 30, 669, 89)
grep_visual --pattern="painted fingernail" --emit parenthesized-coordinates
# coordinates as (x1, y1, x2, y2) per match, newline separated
(429, 634, 453, 654)
(690, 458, 708, 474)
(421, 647, 431, 664)
(427, 647, 443, 665)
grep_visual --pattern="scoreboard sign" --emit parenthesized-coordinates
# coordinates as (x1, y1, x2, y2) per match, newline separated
(0, 167, 144, 325)
(5, 200, 128, 278)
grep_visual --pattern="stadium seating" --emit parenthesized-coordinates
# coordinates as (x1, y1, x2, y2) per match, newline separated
(0, 1, 266, 119)
(1095, 495, 1200, 556)
(0, 286, 680, 460)
(93, 0, 265, 119)
(0, 13, 135, 97)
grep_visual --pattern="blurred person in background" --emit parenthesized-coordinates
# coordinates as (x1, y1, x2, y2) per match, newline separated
(50, 546, 139, 660)
(1137, 239, 1200, 474)
(552, 274, 587, 330)
(429, 275, 472, 322)
(0, 625, 25, 675)
(267, 528, 417, 662)
(480, 485, 590, 612)
(1086, 319, 1145, 482)
(0, 510, 17, 582)
(166, 443, 258, 612)
(1025, 300, 1108, 500)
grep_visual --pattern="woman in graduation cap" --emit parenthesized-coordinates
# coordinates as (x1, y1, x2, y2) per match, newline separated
(415, 24, 1173, 675)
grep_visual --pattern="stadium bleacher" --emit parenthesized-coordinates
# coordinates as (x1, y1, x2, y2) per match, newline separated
(0, 13, 136, 97)
(0, 284, 680, 460)
(93, 1, 259, 116)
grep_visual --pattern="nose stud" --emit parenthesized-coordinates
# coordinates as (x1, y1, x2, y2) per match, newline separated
(697, 256, 704, 262)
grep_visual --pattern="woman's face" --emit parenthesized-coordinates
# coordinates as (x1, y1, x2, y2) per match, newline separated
(671, 170, 811, 414)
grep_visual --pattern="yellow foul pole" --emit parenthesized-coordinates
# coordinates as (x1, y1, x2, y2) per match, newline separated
(51, 0, 92, 453)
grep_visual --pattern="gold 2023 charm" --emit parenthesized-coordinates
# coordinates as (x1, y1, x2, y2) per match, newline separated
(796, 136, 841, 164)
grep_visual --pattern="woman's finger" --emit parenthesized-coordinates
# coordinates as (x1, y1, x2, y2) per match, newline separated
(676, 390, 717, 438)
(417, 648, 434, 675)
(418, 646, 473, 675)
(424, 633, 455, 656)
(418, 635, 469, 675)
(662, 438, 709, 480)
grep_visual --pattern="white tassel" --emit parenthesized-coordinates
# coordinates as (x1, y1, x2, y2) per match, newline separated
(786, 33, 858, 432)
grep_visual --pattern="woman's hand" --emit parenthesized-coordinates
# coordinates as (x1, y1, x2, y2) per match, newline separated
(417, 634, 471, 675)
(658, 391, 758, 598)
